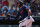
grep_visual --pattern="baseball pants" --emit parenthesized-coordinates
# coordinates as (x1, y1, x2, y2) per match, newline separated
(19, 16, 34, 27)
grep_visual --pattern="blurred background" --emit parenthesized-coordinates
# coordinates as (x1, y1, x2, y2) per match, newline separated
(0, 0, 40, 27)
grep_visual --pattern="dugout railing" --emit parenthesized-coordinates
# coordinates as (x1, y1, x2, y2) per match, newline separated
(0, 16, 40, 25)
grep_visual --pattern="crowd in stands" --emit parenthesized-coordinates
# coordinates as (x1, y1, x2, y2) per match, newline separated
(0, 0, 40, 17)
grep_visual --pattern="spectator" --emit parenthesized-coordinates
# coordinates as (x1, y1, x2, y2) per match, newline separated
(14, 5, 17, 13)
(37, 12, 40, 16)
(2, 0, 9, 6)
(38, 3, 40, 8)
(8, 6, 14, 15)
(0, 0, 2, 7)
(31, 7, 37, 16)
(0, 6, 4, 16)
(17, 6, 19, 11)
(23, 0, 31, 3)
(3, 7, 8, 15)
(37, 9, 40, 16)
(15, 0, 19, 3)
(2, 6, 8, 11)
(31, 0, 37, 3)
(14, 5, 19, 15)
(13, 0, 18, 6)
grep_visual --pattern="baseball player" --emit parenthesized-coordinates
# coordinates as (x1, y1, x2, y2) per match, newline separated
(16, 2, 34, 27)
